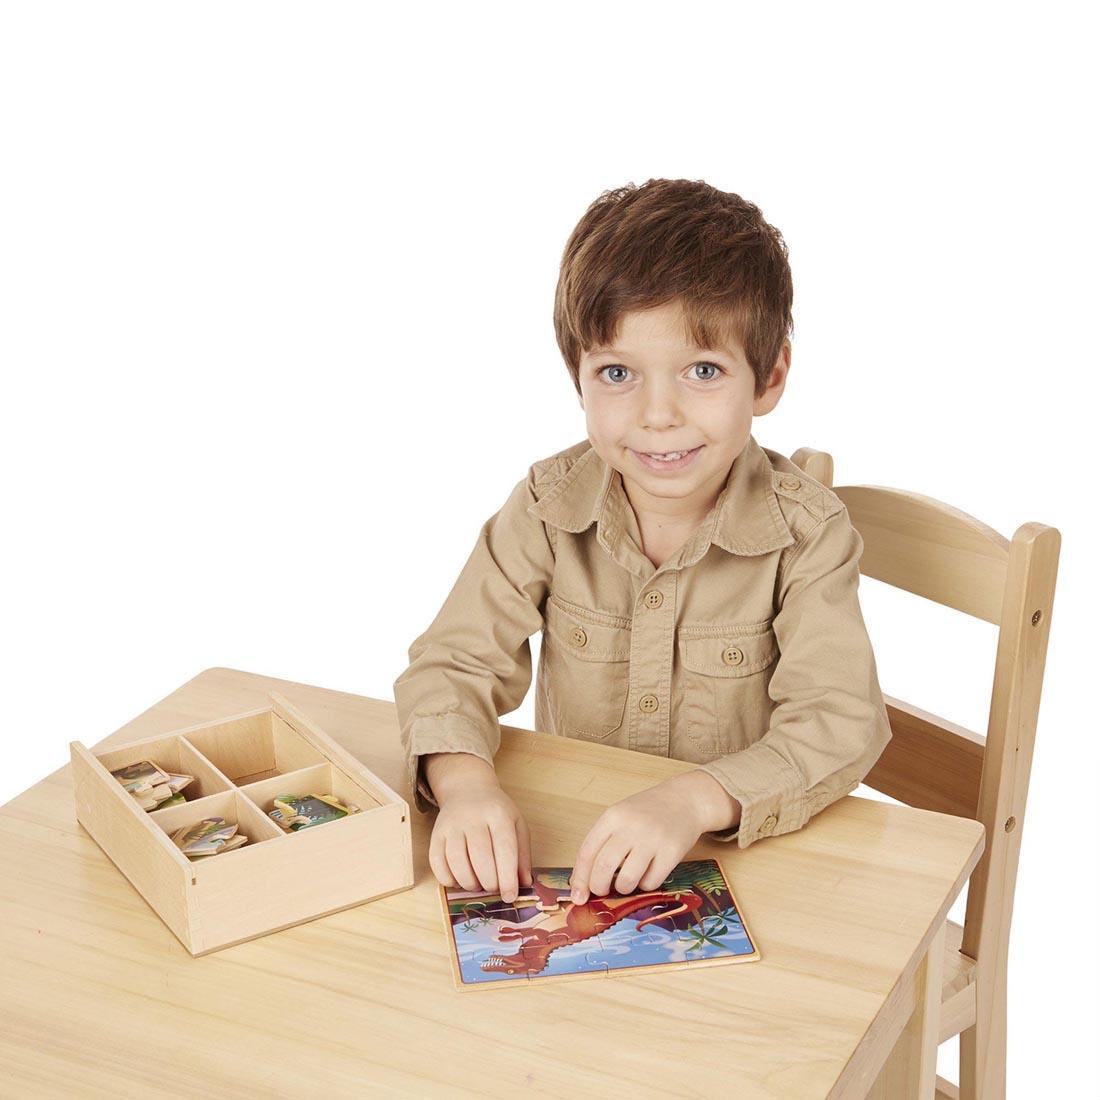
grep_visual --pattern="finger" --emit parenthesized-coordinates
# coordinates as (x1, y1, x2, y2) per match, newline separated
(465, 824, 500, 895)
(570, 820, 612, 903)
(639, 853, 675, 893)
(588, 837, 632, 898)
(614, 846, 657, 895)
(515, 814, 534, 888)
(489, 818, 519, 903)
(428, 822, 458, 888)
(445, 832, 479, 893)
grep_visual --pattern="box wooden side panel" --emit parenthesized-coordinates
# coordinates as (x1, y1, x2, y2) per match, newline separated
(89, 706, 271, 755)
(190, 802, 413, 953)
(69, 741, 195, 953)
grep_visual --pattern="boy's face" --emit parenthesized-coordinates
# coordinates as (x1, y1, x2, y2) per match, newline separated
(576, 300, 790, 525)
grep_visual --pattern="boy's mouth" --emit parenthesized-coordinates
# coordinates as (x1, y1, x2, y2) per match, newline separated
(630, 444, 705, 470)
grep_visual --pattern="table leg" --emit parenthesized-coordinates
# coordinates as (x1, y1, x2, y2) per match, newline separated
(866, 920, 946, 1099)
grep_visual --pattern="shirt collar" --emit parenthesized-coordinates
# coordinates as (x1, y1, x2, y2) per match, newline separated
(527, 434, 796, 565)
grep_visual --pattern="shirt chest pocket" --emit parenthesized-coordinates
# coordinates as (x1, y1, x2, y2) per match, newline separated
(676, 620, 779, 756)
(541, 596, 632, 742)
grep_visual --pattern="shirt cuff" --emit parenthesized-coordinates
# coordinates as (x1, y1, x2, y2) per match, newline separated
(694, 742, 809, 849)
(404, 712, 498, 814)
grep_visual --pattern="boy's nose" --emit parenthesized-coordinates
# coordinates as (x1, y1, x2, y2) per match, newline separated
(638, 380, 685, 429)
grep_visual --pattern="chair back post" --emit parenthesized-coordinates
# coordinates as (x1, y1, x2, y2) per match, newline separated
(790, 447, 833, 490)
(959, 522, 1059, 1047)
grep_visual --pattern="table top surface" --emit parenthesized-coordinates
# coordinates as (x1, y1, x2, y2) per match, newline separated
(0, 667, 984, 1099)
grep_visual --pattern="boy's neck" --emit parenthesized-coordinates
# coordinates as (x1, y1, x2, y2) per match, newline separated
(621, 467, 730, 535)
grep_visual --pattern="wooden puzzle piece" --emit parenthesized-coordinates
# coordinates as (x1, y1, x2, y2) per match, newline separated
(471, 891, 618, 983)
(518, 930, 613, 982)
(457, 902, 521, 933)
(447, 882, 559, 920)
(582, 952, 612, 977)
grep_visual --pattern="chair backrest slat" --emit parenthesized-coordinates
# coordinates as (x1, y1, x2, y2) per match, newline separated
(836, 485, 1010, 624)
(865, 695, 984, 817)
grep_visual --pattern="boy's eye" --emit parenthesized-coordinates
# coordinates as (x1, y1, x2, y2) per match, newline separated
(597, 365, 631, 384)
(595, 361, 725, 384)
(690, 361, 724, 381)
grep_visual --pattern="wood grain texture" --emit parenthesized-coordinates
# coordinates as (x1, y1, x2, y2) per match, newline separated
(866, 921, 946, 1098)
(0, 668, 984, 1098)
(834, 485, 1009, 624)
(864, 695, 985, 818)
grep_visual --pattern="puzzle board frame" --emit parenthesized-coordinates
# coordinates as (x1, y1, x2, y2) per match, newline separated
(439, 857, 759, 991)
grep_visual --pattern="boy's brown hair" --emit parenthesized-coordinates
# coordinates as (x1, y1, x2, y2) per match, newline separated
(553, 178, 793, 399)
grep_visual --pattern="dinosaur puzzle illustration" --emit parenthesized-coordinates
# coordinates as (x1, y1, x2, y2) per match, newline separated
(441, 858, 758, 988)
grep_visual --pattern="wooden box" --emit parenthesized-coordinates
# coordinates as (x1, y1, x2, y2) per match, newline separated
(70, 691, 413, 955)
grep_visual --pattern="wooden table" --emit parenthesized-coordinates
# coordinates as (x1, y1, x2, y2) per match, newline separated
(0, 668, 984, 1099)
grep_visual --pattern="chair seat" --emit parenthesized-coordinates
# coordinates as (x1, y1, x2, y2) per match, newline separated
(939, 918, 977, 1043)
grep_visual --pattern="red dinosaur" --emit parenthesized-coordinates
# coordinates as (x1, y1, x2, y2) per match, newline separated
(480, 879, 704, 976)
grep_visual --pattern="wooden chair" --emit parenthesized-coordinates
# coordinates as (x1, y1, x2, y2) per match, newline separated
(790, 447, 1060, 1100)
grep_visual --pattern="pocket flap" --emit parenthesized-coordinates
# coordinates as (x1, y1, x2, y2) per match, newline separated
(544, 596, 631, 662)
(677, 622, 778, 677)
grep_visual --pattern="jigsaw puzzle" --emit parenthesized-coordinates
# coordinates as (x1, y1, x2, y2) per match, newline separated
(440, 857, 758, 989)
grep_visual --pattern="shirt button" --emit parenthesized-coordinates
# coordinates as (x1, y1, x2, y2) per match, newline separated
(779, 476, 801, 492)
(760, 814, 778, 834)
(638, 694, 659, 713)
(570, 627, 588, 647)
(644, 590, 663, 609)
(722, 645, 744, 666)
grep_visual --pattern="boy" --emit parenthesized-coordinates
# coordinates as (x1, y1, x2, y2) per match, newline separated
(392, 178, 892, 909)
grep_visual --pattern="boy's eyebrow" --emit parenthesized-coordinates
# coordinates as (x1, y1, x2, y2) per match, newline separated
(587, 346, 730, 357)
(588, 347, 625, 355)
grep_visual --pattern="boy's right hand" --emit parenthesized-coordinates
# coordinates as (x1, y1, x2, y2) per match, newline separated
(423, 753, 533, 904)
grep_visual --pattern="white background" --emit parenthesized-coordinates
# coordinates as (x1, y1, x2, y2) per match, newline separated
(2, 2, 1096, 1094)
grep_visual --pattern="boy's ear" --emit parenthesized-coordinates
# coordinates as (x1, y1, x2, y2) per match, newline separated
(753, 339, 791, 416)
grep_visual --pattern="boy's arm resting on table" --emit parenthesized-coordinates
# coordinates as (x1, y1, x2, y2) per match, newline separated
(392, 468, 554, 813)
(693, 506, 893, 849)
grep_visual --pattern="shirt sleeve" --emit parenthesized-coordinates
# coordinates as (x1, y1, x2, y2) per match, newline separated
(391, 468, 555, 814)
(694, 506, 892, 848)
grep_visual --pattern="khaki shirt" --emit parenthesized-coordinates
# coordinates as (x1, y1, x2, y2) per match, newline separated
(392, 433, 892, 848)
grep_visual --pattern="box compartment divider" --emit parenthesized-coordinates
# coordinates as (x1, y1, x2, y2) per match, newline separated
(271, 693, 405, 812)
(177, 737, 236, 799)
(232, 789, 286, 841)
(238, 763, 333, 824)
(149, 789, 282, 848)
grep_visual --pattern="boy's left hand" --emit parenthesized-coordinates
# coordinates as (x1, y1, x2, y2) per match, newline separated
(568, 770, 737, 904)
